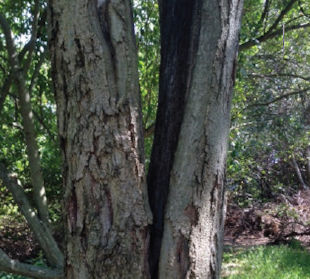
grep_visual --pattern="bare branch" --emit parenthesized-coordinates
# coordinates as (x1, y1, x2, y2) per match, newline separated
(248, 87, 310, 107)
(29, 48, 47, 93)
(0, 163, 64, 268)
(0, 13, 17, 69)
(0, 10, 51, 225)
(0, 249, 63, 279)
(144, 123, 155, 138)
(299, 0, 310, 18)
(249, 73, 310, 81)
(22, 0, 41, 72)
(0, 73, 13, 114)
(33, 109, 57, 142)
(258, 0, 270, 32)
(267, 0, 298, 33)
(240, 23, 310, 51)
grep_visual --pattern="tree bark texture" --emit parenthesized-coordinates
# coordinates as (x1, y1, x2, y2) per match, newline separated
(147, 1, 201, 277)
(149, 1, 244, 278)
(49, 0, 151, 278)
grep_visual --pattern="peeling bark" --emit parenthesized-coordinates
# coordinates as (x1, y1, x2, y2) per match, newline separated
(49, 0, 151, 278)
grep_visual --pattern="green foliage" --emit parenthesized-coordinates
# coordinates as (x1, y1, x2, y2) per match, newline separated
(222, 242, 310, 278)
(228, 0, 310, 203)
(0, 273, 27, 279)
(133, 0, 160, 161)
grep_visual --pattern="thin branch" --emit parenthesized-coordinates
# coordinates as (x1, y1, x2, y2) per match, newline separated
(18, 8, 47, 62)
(33, 110, 57, 142)
(248, 87, 310, 107)
(249, 73, 310, 81)
(258, 0, 270, 30)
(0, 249, 63, 279)
(0, 13, 17, 69)
(240, 23, 310, 51)
(22, 0, 41, 73)
(299, 0, 310, 18)
(1, 10, 50, 225)
(0, 73, 13, 114)
(144, 123, 155, 138)
(267, 0, 298, 33)
(0, 163, 64, 268)
(29, 48, 47, 93)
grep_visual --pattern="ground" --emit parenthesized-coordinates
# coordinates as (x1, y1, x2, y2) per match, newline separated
(1, 190, 310, 271)
(224, 189, 310, 248)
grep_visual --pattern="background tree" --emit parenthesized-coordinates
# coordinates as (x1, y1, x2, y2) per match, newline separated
(228, 0, 310, 203)
(0, 0, 63, 277)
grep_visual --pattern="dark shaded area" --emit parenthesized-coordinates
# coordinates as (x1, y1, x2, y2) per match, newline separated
(146, 1, 202, 277)
(0, 220, 40, 262)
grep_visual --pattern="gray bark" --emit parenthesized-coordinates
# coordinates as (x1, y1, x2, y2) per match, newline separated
(16, 71, 50, 224)
(49, 0, 151, 278)
(0, 11, 50, 225)
(158, 1, 243, 278)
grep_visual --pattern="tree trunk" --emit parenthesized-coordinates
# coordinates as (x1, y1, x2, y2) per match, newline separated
(306, 146, 310, 184)
(49, 0, 151, 278)
(291, 155, 308, 189)
(147, 1, 200, 276)
(149, 1, 244, 278)
(50, 0, 243, 278)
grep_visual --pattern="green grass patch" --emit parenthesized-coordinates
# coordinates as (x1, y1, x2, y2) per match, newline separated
(222, 240, 310, 279)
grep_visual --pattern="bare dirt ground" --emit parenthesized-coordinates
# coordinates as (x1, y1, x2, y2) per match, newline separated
(224, 189, 310, 249)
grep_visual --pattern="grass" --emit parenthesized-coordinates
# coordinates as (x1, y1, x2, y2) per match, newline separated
(1, 240, 310, 278)
(222, 240, 310, 279)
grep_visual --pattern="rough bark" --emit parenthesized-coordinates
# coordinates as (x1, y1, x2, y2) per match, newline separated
(49, 0, 151, 278)
(147, 1, 202, 277)
(151, 1, 244, 278)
